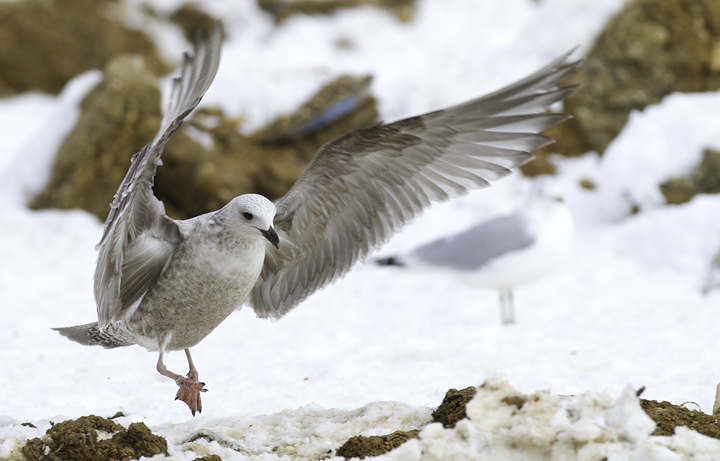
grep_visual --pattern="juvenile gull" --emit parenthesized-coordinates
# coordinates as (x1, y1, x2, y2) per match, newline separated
(55, 23, 581, 415)
(375, 195, 574, 324)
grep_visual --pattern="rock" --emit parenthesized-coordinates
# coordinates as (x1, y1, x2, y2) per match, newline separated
(641, 399, 720, 439)
(29, 55, 163, 219)
(21, 415, 168, 461)
(431, 386, 477, 429)
(256, 75, 373, 144)
(336, 386, 479, 459)
(169, 4, 221, 44)
(30, 64, 378, 221)
(336, 429, 421, 459)
(0, 0, 169, 96)
(564, 0, 720, 154)
(257, 0, 416, 23)
(660, 148, 720, 204)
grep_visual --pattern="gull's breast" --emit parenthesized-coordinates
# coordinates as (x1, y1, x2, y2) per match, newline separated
(128, 232, 266, 351)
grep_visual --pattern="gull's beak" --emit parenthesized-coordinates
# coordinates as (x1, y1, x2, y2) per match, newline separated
(260, 226, 280, 249)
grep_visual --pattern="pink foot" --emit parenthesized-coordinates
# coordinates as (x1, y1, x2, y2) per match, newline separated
(174, 372, 207, 416)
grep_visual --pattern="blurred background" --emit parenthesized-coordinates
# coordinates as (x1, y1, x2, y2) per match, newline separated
(1, 0, 720, 449)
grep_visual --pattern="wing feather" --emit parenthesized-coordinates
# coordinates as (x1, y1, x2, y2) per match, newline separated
(94, 24, 223, 328)
(249, 52, 582, 319)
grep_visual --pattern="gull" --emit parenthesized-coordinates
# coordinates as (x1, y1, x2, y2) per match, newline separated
(374, 194, 574, 324)
(54, 23, 581, 415)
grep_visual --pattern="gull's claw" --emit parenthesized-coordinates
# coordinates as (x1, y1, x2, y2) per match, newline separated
(174, 373, 208, 416)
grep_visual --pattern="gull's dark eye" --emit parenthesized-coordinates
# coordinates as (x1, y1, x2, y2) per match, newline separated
(243, 212, 254, 220)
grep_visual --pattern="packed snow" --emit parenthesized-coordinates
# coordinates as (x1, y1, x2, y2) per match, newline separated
(3, 0, 720, 459)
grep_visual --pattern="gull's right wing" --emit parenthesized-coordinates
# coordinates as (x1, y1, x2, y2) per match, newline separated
(249, 52, 582, 319)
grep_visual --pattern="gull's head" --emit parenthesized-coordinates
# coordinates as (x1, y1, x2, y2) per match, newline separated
(224, 194, 279, 248)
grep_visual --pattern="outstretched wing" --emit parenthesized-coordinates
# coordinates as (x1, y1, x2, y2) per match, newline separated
(249, 52, 581, 319)
(94, 24, 223, 328)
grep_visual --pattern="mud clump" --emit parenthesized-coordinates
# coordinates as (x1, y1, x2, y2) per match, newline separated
(169, 4, 221, 44)
(31, 63, 378, 221)
(641, 399, 720, 439)
(659, 148, 720, 204)
(336, 429, 420, 459)
(336, 386, 481, 459)
(563, 0, 720, 154)
(22, 415, 168, 461)
(29, 55, 163, 220)
(431, 386, 478, 429)
(257, 0, 416, 23)
(523, 117, 593, 176)
(0, 0, 168, 96)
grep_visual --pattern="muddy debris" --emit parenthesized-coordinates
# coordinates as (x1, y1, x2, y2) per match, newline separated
(641, 399, 720, 439)
(336, 429, 421, 459)
(522, 116, 593, 176)
(256, 74, 373, 143)
(22, 415, 168, 461)
(0, 0, 169, 96)
(29, 54, 163, 220)
(30, 62, 378, 221)
(257, 0, 416, 23)
(169, 3, 221, 44)
(430, 386, 478, 429)
(336, 387, 479, 459)
(563, 0, 720, 154)
(659, 148, 720, 204)
(337, 386, 720, 459)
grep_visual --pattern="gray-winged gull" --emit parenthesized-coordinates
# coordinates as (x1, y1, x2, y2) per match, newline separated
(54, 23, 581, 415)
(375, 195, 573, 324)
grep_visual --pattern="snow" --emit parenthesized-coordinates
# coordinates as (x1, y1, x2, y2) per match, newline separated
(2, 0, 720, 459)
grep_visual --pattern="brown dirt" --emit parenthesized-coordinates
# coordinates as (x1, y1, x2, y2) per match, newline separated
(335, 387, 478, 458)
(660, 148, 720, 204)
(168, 4, 220, 44)
(257, 0, 416, 23)
(641, 399, 720, 438)
(29, 54, 378, 221)
(21, 415, 168, 461)
(562, 0, 720, 154)
(0, 0, 169, 96)
(336, 429, 421, 459)
(335, 387, 720, 459)
(15, 388, 720, 460)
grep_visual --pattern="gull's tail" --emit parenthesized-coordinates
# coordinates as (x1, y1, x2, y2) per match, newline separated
(53, 322, 136, 349)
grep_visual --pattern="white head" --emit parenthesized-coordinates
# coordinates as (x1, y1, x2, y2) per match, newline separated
(223, 194, 279, 248)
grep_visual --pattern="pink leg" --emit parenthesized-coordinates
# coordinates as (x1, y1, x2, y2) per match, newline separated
(156, 349, 207, 416)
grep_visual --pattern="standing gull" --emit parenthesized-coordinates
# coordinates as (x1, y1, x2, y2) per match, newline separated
(55, 23, 581, 415)
(375, 195, 574, 324)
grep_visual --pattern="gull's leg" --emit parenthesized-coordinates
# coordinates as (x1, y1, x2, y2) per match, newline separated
(499, 288, 515, 325)
(156, 349, 207, 416)
(507, 288, 516, 324)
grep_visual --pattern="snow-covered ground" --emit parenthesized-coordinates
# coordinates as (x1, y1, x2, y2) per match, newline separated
(3, 0, 720, 459)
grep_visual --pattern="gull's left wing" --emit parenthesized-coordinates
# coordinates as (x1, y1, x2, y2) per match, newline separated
(248, 52, 582, 319)
(94, 24, 223, 328)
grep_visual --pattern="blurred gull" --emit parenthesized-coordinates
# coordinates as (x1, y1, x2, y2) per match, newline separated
(375, 194, 573, 324)
(54, 23, 581, 415)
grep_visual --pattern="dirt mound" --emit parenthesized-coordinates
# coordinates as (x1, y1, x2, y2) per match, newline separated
(30, 61, 378, 221)
(336, 386, 720, 459)
(0, 0, 168, 96)
(641, 399, 720, 439)
(21, 415, 167, 461)
(257, 0, 415, 23)
(336, 386, 479, 458)
(660, 148, 720, 204)
(563, 0, 720, 154)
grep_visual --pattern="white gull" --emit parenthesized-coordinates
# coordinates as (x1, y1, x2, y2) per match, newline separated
(375, 194, 574, 324)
